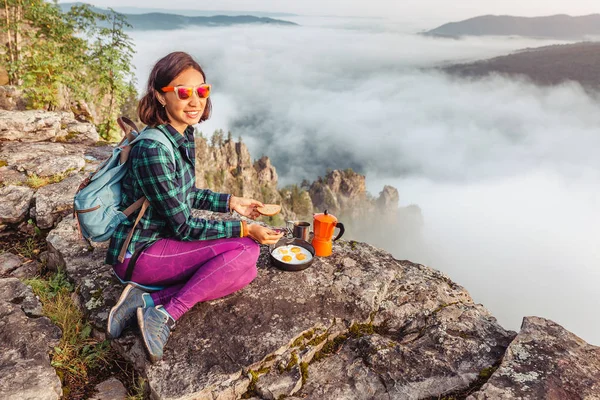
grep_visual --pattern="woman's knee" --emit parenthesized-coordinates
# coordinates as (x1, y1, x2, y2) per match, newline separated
(240, 237, 260, 262)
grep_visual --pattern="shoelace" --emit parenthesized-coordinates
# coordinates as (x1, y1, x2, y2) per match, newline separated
(152, 310, 174, 342)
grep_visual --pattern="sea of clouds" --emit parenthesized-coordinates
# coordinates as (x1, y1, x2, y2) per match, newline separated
(128, 16, 600, 344)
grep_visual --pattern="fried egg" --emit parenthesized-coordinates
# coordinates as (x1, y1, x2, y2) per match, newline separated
(271, 244, 313, 265)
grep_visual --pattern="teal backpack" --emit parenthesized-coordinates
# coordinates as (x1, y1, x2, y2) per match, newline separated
(73, 117, 175, 261)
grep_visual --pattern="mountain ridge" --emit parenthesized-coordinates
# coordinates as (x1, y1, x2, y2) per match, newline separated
(442, 41, 600, 90)
(424, 14, 600, 39)
(58, 3, 298, 29)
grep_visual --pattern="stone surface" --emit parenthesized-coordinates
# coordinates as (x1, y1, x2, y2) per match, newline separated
(90, 377, 128, 400)
(0, 86, 27, 111)
(0, 278, 63, 400)
(0, 252, 22, 276)
(33, 173, 85, 229)
(0, 110, 64, 142)
(48, 215, 516, 400)
(298, 336, 390, 400)
(0, 110, 98, 143)
(266, 263, 514, 400)
(0, 141, 86, 178)
(256, 371, 300, 400)
(9, 260, 40, 280)
(0, 165, 28, 185)
(70, 100, 95, 124)
(469, 316, 600, 400)
(61, 114, 99, 144)
(46, 218, 112, 327)
(0, 185, 35, 224)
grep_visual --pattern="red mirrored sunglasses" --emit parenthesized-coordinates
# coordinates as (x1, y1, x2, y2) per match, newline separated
(161, 84, 211, 100)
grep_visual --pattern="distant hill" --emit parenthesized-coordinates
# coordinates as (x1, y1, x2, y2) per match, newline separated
(93, 6, 298, 18)
(442, 42, 600, 90)
(58, 3, 298, 29)
(424, 14, 600, 40)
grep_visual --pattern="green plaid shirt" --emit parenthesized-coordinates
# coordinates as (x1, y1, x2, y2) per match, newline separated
(106, 124, 241, 265)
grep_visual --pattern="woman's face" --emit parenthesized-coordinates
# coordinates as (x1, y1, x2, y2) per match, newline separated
(158, 67, 208, 133)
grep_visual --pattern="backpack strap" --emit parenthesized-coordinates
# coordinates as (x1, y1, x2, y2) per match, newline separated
(118, 197, 150, 263)
(116, 126, 177, 263)
(130, 126, 176, 165)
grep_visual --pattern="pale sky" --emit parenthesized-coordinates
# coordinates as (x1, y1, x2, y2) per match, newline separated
(65, 0, 600, 20)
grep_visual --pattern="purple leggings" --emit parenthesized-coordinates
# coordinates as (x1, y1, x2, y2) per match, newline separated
(113, 237, 260, 321)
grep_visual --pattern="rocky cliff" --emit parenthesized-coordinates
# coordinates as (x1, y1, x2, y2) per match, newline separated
(191, 129, 404, 228)
(1, 107, 599, 399)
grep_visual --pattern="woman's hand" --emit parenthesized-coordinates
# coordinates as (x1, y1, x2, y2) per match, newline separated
(247, 224, 284, 245)
(230, 195, 263, 219)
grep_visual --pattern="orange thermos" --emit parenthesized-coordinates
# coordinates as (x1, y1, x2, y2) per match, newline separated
(311, 210, 345, 257)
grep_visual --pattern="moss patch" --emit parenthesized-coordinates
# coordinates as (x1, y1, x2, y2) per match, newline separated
(291, 329, 315, 348)
(313, 334, 347, 362)
(306, 331, 329, 347)
(300, 362, 309, 385)
(54, 132, 78, 143)
(311, 319, 390, 365)
(25, 169, 74, 189)
(348, 322, 375, 337)
(241, 366, 271, 399)
(0, 159, 8, 168)
(478, 366, 498, 380)
(264, 354, 277, 363)
(285, 352, 299, 372)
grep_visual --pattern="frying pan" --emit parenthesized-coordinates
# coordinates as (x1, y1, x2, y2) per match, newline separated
(269, 237, 316, 272)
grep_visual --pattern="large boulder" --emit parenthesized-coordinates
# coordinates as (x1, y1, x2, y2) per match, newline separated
(0, 185, 35, 225)
(0, 110, 65, 142)
(0, 142, 85, 178)
(47, 214, 518, 400)
(0, 253, 22, 276)
(469, 316, 600, 399)
(90, 377, 128, 400)
(60, 113, 100, 144)
(0, 165, 28, 186)
(0, 110, 98, 143)
(0, 278, 63, 400)
(33, 173, 85, 229)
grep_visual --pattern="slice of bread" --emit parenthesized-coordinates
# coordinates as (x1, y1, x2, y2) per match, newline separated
(257, 204, 282, 216)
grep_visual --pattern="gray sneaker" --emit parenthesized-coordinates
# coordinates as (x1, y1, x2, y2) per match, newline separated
(107, 284, 152, 339)
(137, 305, 175, 363)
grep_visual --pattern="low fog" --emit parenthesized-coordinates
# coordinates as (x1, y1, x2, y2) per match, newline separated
(129, 17, 600, 344)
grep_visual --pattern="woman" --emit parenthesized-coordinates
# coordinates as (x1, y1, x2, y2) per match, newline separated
(105, 51, 283, 362)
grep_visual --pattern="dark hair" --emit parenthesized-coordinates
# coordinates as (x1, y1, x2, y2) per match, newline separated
(138, 51, 212, 127)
